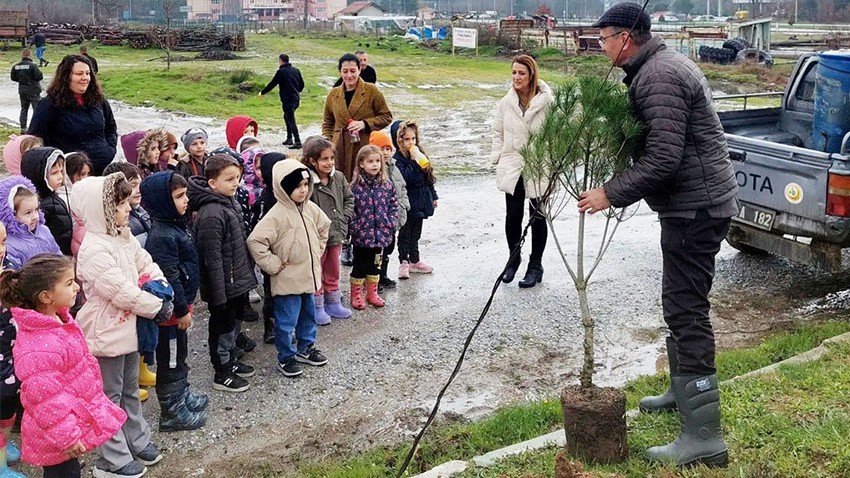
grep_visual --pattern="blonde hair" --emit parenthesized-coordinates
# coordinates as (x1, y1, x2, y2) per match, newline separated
(19, 136, 43, 155)
(352, 145, 387, 184)
(512, 54, 539, 110)
(394, 120, 436, 186)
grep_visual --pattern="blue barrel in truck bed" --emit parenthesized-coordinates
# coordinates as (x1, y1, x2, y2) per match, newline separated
(813, 51, 850, 153)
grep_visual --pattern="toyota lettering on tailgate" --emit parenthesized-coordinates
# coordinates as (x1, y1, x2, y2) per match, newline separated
(735, 171, 774, 194)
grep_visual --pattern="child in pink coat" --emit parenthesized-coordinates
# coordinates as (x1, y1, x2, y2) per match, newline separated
(0, 254, 126, 478)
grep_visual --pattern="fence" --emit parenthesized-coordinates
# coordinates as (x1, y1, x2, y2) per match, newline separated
(130, 18, 336, 33)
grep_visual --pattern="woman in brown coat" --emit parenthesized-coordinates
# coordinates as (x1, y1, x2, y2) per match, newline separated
(322, 53, 393, 181)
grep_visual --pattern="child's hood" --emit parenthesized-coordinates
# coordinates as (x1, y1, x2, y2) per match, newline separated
(20, 147, 64, 197)
(390, 120, 404, 152)
(69, 173, 125, 236)
(120, 130, 146, 165)
(187, 174, 230, 212)
(240, 146, 265, 186)
(225, 116, 258, 149)
(272, 159, 312, 209)
(2, 134, 37, 176)
(0, 175, 44, 236)
(260, 152, 287, 188)
(140, 171, 180, 221)
(13, 306, 73, 333)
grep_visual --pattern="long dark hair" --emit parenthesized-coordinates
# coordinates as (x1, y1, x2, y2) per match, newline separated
(0, 254, 74, 310)
(46, 55, 105, 108)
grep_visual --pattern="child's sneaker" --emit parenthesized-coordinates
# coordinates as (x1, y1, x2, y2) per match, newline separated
(409, 261, 434, 274)
(236, 332, 257, 353)
(398, 261, 410, 280)
(296, 346, 328, 366)
(93, 460, 147, 478)
(277, 358, 303, 377)
(134, 442, 163, 466)
(230, 361, 256, 378)
(212, 371, 250, 393)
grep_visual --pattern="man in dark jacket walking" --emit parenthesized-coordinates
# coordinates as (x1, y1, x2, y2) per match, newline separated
(577, 2, 737, 469)
(33, 33, 48, 67)
(259, 54, 305, 148)
(10, 49, 43, 133)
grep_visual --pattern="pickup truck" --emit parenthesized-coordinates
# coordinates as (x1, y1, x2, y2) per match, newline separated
(718, 52, 850, 271)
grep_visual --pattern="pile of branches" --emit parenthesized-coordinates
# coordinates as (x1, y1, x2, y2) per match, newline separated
(86, 25, 125, 45)
(127, 26, 245, 52)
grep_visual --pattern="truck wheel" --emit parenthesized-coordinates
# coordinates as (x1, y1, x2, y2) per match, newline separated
(726, 235, 768, 255)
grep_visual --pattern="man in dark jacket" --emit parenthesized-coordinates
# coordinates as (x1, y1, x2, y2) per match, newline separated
(259, 54, 305, 148)
(33, 33, 48, 67)
(577, 2, 737, 469)
(10, 49, 43, 133)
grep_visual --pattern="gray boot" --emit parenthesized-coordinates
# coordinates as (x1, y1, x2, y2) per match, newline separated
(645, 374, 728, 468)
(159, 380, 207, 432)
(639, 336, 678, 413)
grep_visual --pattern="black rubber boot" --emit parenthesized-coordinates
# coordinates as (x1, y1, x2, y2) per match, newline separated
(501, 254, 521, 284)
(639, 336, 679, 412)
(159, 380, 207, 432)
(645, 374, 729, 468)
(378, 258, 396, 290)
(518, 261, 543, 288)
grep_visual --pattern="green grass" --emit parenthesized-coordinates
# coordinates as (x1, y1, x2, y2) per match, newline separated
(283, 319, 850, 477)
(457, 337, 850, 478)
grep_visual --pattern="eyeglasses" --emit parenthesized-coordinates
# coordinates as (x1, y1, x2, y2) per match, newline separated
(598, 30, 626, 46)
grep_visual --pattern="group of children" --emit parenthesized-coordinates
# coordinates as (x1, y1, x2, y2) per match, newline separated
(0, 112, 438, 477)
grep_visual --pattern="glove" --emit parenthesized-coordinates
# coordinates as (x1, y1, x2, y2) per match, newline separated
(154, 299, 175, 324)
(139, 279, 175, 324)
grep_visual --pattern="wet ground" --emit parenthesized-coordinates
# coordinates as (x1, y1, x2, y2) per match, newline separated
(2, 73, 849, 477)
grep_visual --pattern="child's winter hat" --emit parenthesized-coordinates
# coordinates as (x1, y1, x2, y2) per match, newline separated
(181, 127, 208, 151)
(369, 131, 392, 149)
(280, 167, 310, 196)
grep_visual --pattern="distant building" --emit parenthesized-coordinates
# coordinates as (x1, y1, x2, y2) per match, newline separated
(333, 1, 386, 18)
(185, 0, 344, 21)
(417, 6, 436, 21)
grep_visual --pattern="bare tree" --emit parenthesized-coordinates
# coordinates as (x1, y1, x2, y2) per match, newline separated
(160, 0, 180, 70)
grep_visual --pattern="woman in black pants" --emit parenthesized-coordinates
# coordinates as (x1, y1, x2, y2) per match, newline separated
(491, 55, 554, 287)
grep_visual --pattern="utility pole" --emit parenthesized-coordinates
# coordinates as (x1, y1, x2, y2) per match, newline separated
(91, 0, 96, 24)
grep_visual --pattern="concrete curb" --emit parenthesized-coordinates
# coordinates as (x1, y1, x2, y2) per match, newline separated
(410, 331, 850, 478)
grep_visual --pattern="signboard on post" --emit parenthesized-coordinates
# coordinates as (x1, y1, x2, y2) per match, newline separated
(452, 27, 478, 56)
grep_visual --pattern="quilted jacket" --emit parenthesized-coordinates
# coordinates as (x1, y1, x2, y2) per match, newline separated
(308, 168, 353, 247)
(12, 307, 126, 466)
(349, 174, 398, 249)
(603, 36, 738, 212)
(71, 174, 164, 357)
(0, 176, 61, 270)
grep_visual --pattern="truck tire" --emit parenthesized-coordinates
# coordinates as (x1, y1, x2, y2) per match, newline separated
(737, 48, 774, 68)
(722, 37, 749, 53)
(698, 45, 737, 65)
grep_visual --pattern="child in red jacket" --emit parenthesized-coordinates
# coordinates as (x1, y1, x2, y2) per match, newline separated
(0, 254, 126, 478)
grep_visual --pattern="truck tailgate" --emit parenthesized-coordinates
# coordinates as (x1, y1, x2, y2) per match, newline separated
(727, 134, 830, 227)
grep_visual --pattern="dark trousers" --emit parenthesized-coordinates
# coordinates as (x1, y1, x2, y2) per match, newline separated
(505, 178, 547, 264)
(282, 99, 300, 143)
(660, 212, 731, 376)
(262, 271, 273, 319)
(398, 217, 424, 264)
(352, 246, 382, 279)
(154, 325, 188, 389)
(381, 234, 396, 276)
(44, 458, 81, 478)
(19, 91, 40, 132)
(207, 295, 246, 374)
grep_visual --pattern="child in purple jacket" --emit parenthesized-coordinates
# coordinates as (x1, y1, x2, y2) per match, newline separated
(0, 176, 60, 270)
(348, 145, 398, 311)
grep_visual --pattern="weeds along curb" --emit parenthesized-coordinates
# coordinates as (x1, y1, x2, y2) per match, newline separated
(410, 331, 850, 478)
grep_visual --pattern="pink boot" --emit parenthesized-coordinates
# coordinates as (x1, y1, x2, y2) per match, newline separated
(349, 278, 366, 310)
(365, 275, 385, 307)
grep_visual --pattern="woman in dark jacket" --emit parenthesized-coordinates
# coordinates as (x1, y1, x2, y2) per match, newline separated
(28, 55, 117, 176)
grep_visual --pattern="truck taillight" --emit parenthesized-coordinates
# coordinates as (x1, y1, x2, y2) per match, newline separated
(827, 173, 850, 217)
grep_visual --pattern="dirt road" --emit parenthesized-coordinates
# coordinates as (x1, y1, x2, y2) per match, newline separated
(2, 73, 846, 477)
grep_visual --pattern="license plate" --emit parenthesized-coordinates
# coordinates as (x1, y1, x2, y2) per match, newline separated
(734, 202, 776, 231)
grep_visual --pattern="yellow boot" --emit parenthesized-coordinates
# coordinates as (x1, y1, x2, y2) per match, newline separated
(139, 356, 157, 387)
(139, 389, 149, 402)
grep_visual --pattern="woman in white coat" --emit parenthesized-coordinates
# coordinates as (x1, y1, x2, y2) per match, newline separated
(491, 55, 554, 288)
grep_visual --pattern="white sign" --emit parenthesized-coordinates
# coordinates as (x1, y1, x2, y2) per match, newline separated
(179, 5, 192, 12)
(452, 27, 478, 49)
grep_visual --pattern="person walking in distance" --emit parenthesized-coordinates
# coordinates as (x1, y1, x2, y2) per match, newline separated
(33, 32, 48, 67)
(578, 2, 737, 468)
(259, 54, 305, 149)
(10, 49, 43, 134)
